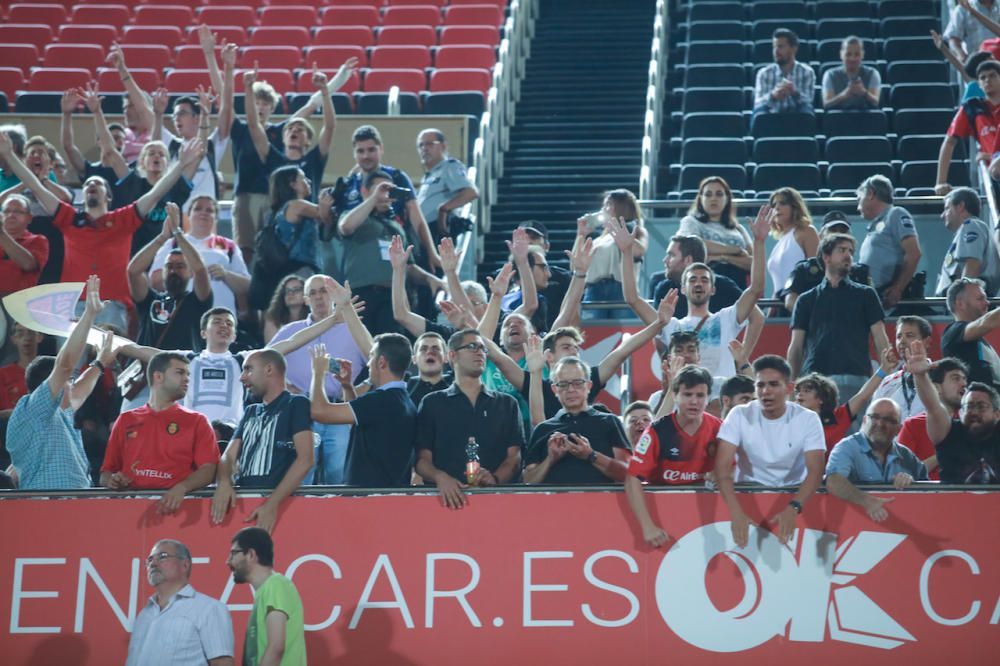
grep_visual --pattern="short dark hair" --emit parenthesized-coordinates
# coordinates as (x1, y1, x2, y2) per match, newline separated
(720, 375, 755, 400)
(946, 187, 982, 218)
(670, 234, 707, 263)
(352, 124, 382, 145)
(818, 232, 855, 266)
(976, 59, 1000, 78)
(966, 381, 1000, 409)
(365, 169, 392, 188)
(232, 527, 274, 567)
(773, 28, 799, 48)
(543, 327, 583, 353)
(252, 348, 287, 375)
(372, 333, 412, 375)
(946, 277, 985, 314)
(667, 330, 700, 356)
(623, 400, 652, 418)
(795, 372, 839, 421)
(173, 95, 201, 116)
(147, 351, 189, 385)
(25, 355, 56, 393)
(448, 328, 481, 352)
(680, 261, 716, 287)
(965, 50, 993, 79)
(671, 365, 712, 394)
(200, 306, 236, 331)
(896, 315, 932, 340)
(107, 122, 126, 135)
(753, 354, 792, 380)
(414, 331, 446, 351)
(930, 357, 969, 384)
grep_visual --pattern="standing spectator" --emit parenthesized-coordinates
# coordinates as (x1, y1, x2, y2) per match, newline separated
(822, 36, 881, 110)
(516, 220, 572, 328)
(679, 177, 753, 287)
(622, 401, 654, 450)
(309, 336, 417, 487)
(825, 399, 927, 523)
(715, 355, 826, 547)
(942, 277, 1000, 389)
(101, 352, 219, 513)
(857, 175, 923, 310)
(873, 315, 934, 420)
(211, 350, 315, 532)
(753, 28, 815, 120)
(766, 187, 819, 303)
(105, 45, 154, 162)
(898, 357, 969, 480)
(648, 234, 743, 317)
(936, 187, 1000, 295)
(523, 356, 631, 484)
(0, 135, 73, 210)
(0, 194, 48, 294)
(937, 59, 1000, 194)
(6, 277, 112, 489)
(625, 366, 720, 547)
(0, 323, 42, 419)
(127, 539, 234, 666)
(228, 527, 306, 666)
(946, 0, 1000, 62)
(908, 340, 1000, 484)
(407, 332, 454, 407)
(788, 232, 890, 405)
(779, 211, 870, 312)
(263, 275, 308, 343)
(415, 128, 479, 241)
(0, 124, 28, 189)
(415, 329, 523, 509)
(59, 88, 126, 198)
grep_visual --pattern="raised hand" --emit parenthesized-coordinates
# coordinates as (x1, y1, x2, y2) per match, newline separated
(607, 216, 636, 252)
(327, 277, 352, 309)
(903, 339, 931, 376)
(61, 88, 83, 114)
(657, 288, 679, 324)
(310, 342, 331, 377)
(152, 87, 169, 116)
(728, 338, 748, 370)
(524, 334, 544, 372)
(438, 236, 460, 273)
(197, 24, 216, 52)
(160, 202, 180, 239)
(566, 236, 594, 275)
(331, 56, 359, 91)
(97, 328, 116, 367)
(106, 44, 125, 72)
(220, 41, 237, 67)
(242, 67, 257, 90)
(388, 234, 413, 270)
(749, 204, 773, 241)
(506, 227, 530, 262)
(879, 344, 899, 374)
(486, 262, 514, 296)
(180, 138, 206, 167)
(195, 84, 216, 114)
(311, 65, 328, 89)
(81, 82, 102, 114)
(83, 275, 105, 317)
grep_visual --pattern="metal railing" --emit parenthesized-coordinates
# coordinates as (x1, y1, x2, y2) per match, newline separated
(979, 161, 1000, 231)
(640, 0, 669, 204)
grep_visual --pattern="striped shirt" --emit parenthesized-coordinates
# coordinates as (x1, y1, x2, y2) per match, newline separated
(754, 61, 815, 113)
(126, 584, 234, 666)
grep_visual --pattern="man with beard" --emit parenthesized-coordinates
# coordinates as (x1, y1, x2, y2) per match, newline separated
(127, 539, 234, 666)
(227, 527, 305, 665)
(211, 349, 314, 533)
(825, 398, 928, 523)
(407, 331, 453, 406)
(898, 358, 968, 480)
(100, 351, 219, 512)
(942, 277, 1000, 390)
(909, 339, 1000, 484)
(753, 28, 815, 120)
(646, 234, 742, 317)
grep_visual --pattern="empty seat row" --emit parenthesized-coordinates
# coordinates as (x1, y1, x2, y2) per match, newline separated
(683, 37, 942, 65)
(680, 109, 956, 140)
(683, 0, 935, 22)
(679, 83, 956, 113)
(679, 135, 965, 165)
(684, 16, 938, 42)
(682, 60, 952, 88)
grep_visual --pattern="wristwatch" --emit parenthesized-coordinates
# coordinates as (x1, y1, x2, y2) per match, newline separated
(587, 450, 598, 464)
(788, 500, 803, 514)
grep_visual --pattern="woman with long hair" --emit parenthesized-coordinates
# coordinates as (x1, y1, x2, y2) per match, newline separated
(680, 176, 753, 286)
(262, 274, 308, 341)
(765, 187, 819, 301)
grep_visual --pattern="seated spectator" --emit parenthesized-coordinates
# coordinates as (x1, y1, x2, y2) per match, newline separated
(523, 356, 630, 484)
(898, 357, 969, 480)
(407, 332, 454, 407)
(825, 398, 928, 522)
(780, 211, 870, 312)
(577, 189, 647, 320)
(715, 355, 826, 547)
(753, 28, 815, 120)
(873, 315, 934, 420)
(946, 0, 1000, 63)
(100, 351, 219, 511)
(942, 277, 1000, 389)
(0, 323, 43, 419)
(823, 36, 881, 110)
(938, 59, 1000, 194)
(767, 188, 819, 306)
(936, 187, 1000, 295)
(857, 175, 923, 311)
(415, 329, 523, 509)
(0, 194, 48, 295)
(909, 340, 1000, 484)
(416, 127, 479, 242)
(211, 349, 315, 532)
(309, 335, 417, 488)
(622, 400, 654, 449)
(719, 375, 755, 419)
(625, 366, 720, 547)
(648, 234, 743, 317)
(263, 274, 308, 343)
(6, 277, 113, 489)
(678, 176, 753, 287)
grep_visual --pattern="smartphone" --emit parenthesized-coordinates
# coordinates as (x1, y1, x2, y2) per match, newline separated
(328, 358, 341, 374)
(387, 185, 413, 201)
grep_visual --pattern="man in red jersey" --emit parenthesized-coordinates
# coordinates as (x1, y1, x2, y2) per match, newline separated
(938, 59, 1000, 194)
(897, 357, 969, 480)
(101, 351, 219, 514)
(625, 365, 720, 547)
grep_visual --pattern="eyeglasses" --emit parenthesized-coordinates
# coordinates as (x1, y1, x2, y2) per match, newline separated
(285, 285, 304, 294)
(866, 413, 899, 425)
(227, 548, 246, 560)
(418, 140, 442, 148)
(455, 342, 487, 354)
(963, 401, 994, 413)
(554, 379, 588, 390)
(146, 552, 182, 565)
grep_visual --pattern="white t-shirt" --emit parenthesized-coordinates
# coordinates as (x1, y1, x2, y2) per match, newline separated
(160, 128, 229, 208)
(183, 350, 246, 425)
(150, 233, 249, 316)
(717, 400, 825, 487)
(659, 305, 746, 377)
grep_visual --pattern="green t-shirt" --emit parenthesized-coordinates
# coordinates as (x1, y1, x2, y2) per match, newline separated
(481, 355, 548, 435)
(244, 573, 306, 666)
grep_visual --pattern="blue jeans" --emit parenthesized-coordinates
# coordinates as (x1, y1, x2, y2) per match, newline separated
(302, 421, 350, 485)
(582, 279, 634, 321)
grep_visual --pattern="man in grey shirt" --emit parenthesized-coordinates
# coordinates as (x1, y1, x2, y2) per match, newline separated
(856, 175, 923, 310)
(822, 36, 881, 110)
(945, 0, 1000, 62)
(415, 128, 478, 240)
(936, 186, 1000, 296)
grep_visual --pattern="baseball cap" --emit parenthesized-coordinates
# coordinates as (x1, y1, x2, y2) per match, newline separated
(517, 220, 549, 241)
(821, 210, 851, 233)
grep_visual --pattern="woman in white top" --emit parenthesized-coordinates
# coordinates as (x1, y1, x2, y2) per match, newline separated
(678, 176, 753, 286)
(765, 187, 818, 309)
(578, 189, 648, 320)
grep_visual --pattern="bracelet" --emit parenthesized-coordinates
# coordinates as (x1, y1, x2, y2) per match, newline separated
(739, 362, 751, 371)
(91, 360, 105, 372)
(573, 272, 587, 278)
(121, 76, 131, 83)
(875, 368, 887, 379)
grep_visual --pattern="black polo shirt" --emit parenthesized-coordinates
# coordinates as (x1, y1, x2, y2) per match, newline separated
(942, 320, 1000, 390)
(407, 373, 454, 408)
(652, 274, 742, 318)
(416, 382, 524, 482)
(936, 419, 1000, 484)
(525, 407, 631, 484)
(345, 383, 416, 487)
(791, 277, 884, 376)
(520, 365, 606, 420)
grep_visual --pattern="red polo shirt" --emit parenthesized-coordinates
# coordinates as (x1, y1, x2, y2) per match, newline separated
(947, 97, 1000, 154)
(52, 202, 142, 304)
(0, 230, 48, 295)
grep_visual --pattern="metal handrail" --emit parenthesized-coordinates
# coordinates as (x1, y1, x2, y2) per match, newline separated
(639, 0, 669, 202)
(978, 161, 1000, 230)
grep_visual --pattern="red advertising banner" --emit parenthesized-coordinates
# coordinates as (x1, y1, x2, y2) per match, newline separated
(2, 490, 999, 665)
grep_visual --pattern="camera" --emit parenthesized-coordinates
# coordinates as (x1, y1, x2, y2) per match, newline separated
(387, 186, 414, 201)
(328, 358, 341, 374)
(582, 211, 606, 232)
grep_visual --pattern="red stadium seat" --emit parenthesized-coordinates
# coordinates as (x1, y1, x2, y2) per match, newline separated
(97, 67, 161, 92)
(389, 0, 446, 6)
(237, 68, 294, 94)
(429, 67, 491, 93)
(449, 0, 507, 5)
(0, 24, 54, 52)
(205, 0, 259, 5)
(363, 68, 426, 92)
(196, 6, 257, 29)
(434, 44, 495, 69)
(175, 45, 221, 68)
(327, 0, 380, 6)
(249, 26, 310, 48)
(258, 6, 318, 27)
(163, 68, 213, 92)
(0, 45, 40, 76)
(7, 4, 67, 30)
(58, 25, 119, 52)
(69, 5, 131, 30)
(266, 0, 323, 6)
(184, 26, 248, 47)
(136, 0, 198, 5)
(438, 25, 500, 46)
(304, 45, 367, 69)
(370, 45, 431, 69)
(42, 44, 105, 73)
(133, 6, 196, 29)
(118, 45, 173, 71)
(123, 26, 184, 51)
(238, 46, 303, 70)
(381, 6, 441, 27)
(313, 26, 375, 47)
(443, 4, 504, 27)
(28, 67, 91, 92)
(319, 6, 380, 27)
(376, 25, 437, 47)
(294, 67, 359, 93)
(0, 68, 26, 101)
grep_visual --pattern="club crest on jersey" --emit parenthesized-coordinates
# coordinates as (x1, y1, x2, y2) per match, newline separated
(166, 422, 179, 435)
(636, 432, 652, 454)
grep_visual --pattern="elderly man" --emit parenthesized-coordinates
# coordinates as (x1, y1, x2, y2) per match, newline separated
(857, 175, 922, 310)
(825, 398, 928, 522)
(416, 128, 478, 240)
(0, 194, 47, 295)
(127, 539, 234, 666)
(753, 28, 815, 119)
